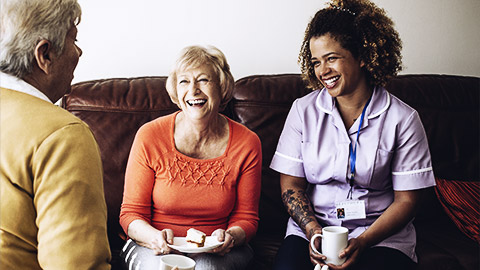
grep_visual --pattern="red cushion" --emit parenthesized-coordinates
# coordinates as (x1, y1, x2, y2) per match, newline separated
(435, 178, 479, 243)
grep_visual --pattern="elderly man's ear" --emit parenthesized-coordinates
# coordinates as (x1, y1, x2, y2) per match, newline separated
(34, 40, 53, 75)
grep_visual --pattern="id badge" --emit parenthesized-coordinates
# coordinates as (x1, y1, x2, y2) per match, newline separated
(335, 200, 366, 220)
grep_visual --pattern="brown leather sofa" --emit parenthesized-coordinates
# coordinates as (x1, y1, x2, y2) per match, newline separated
(62, 74, 479, 270)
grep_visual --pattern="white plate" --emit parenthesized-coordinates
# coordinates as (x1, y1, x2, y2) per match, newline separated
(167, 236, 223, 253)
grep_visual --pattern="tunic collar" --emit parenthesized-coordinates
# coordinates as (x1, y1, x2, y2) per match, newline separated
(315, 86, 391, 120)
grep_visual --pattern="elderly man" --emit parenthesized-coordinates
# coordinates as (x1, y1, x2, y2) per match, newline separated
(0, 0, 111, 269)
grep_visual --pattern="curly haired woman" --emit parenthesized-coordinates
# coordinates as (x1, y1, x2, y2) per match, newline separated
(270, 1, 435, 269)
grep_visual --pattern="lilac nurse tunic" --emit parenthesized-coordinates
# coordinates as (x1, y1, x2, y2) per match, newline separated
(270, 86, 435, 262)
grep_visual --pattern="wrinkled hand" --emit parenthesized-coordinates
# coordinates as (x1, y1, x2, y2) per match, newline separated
(150, 228, 175, 255)
(209, 229, 235, 256)
(324, 237, 366, 270)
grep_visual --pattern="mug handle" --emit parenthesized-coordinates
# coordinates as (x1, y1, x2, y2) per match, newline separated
(310, 234, 323, 255)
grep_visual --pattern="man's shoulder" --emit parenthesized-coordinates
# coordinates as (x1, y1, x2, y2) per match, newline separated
(1, 88, 91, 140)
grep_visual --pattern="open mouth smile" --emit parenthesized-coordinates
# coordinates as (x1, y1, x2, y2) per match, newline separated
(186, 99, 207, 106)
(323, 76, 340, 88)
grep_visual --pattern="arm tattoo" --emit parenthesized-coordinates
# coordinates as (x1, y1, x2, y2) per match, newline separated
(282, 189, 316, 233)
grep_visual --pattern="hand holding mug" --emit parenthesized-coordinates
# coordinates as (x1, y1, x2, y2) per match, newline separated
(310, 226, 349, 266)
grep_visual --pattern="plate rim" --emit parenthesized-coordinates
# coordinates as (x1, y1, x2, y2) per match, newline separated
(167, 236, 223, 253)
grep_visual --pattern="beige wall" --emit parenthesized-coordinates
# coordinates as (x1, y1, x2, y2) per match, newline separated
(73, 0, 480, 83)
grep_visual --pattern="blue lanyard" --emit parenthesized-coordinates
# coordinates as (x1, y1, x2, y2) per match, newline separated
(347, 95, 372, 198)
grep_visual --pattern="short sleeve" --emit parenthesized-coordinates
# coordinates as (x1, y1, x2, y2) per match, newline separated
(391, 111, 435, 190)
(270, 99, 306, 177)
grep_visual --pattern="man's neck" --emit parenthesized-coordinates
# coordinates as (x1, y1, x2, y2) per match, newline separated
(22, 70, 53, 102)
(0, 71, 52, 103)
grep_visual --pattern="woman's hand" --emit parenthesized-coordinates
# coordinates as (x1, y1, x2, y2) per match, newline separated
(309, 227, 326, 267)
(210, 226, 245, 256)
(311, 237, 366, 270)
(209, 229, 234, 256)
(325, 237, 367, 270)
(127, 220, 179, 255)
(150, 228, 175, 255)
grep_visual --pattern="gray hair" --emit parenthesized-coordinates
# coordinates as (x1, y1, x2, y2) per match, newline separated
(0, 0, 81, 78)
(166, 45, 235, 111)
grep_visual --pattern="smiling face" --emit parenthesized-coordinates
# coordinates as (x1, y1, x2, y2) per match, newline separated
(176, 63, 221, 122)
(310, 34, 367, 99)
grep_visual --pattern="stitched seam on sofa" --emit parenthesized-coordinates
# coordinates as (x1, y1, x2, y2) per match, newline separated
(67, 107, 178, 113)
(232, 101, 295, 107)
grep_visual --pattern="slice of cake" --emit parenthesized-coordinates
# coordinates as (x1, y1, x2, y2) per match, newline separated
(186, 228, 206, 247)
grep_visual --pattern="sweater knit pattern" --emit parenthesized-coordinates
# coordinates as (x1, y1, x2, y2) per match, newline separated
(167, 155, 230, 186)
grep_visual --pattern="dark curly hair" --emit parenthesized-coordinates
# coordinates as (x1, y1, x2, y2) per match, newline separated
(299, 0, 402, 89)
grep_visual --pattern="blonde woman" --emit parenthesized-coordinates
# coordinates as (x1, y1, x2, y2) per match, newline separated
(120, 45, 262, 270)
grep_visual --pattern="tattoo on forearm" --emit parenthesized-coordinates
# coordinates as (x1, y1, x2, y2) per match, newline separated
(282, 189, 316, 233)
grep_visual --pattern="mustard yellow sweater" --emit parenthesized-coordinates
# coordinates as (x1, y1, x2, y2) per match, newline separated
(0, 88, 111, 269)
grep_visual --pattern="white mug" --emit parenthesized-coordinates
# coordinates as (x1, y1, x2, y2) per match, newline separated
(310, 226, 348, 265)
(159, 254, 196, 270)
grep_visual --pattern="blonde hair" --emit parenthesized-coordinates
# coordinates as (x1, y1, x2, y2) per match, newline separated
(166, 45, 234, 111)
(0, 0, 81, 78)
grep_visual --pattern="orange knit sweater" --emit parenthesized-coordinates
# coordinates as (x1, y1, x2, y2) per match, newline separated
(119, 112, 262, 241)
